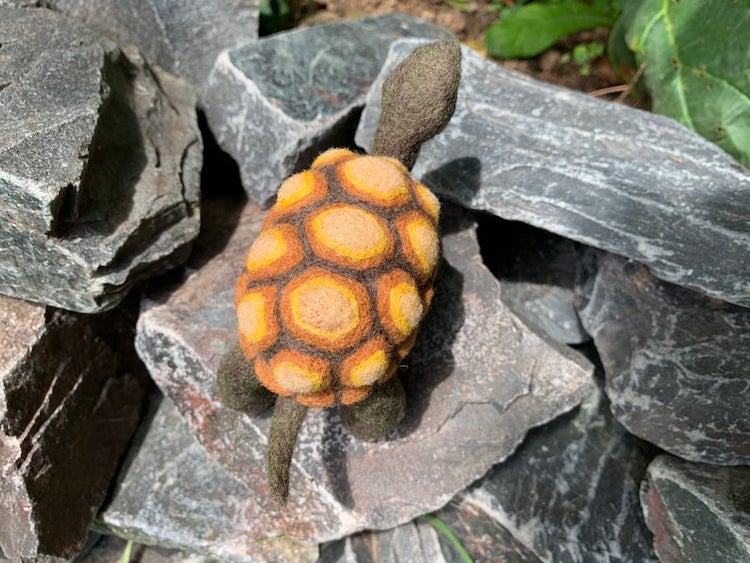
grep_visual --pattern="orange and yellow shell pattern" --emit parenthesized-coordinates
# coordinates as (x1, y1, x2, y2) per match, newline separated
(235, 148, 440, 407)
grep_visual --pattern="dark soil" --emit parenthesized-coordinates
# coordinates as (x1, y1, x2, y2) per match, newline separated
(292, 0, 646, 106)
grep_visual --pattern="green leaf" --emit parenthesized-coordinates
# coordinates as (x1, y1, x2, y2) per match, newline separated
(594, 0, 625, 11)
(259, 0, 293, 35)
(572, 42, 605, 76)
(421, 514, 474, 563)
(607, 0, 640, 78)
(443, 0, 473, 11)
(624, 0, 750, 166)
(485, 1, 619, 58)
(117, 540, 133, 563)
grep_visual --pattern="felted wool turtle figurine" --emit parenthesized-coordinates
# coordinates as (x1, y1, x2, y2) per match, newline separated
(217, 40, 462, 505)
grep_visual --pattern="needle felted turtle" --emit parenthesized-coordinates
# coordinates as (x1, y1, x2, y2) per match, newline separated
(217, 40, 462, 505)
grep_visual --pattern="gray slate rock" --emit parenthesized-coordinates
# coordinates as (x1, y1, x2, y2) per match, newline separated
(431, 498, 545, 563)
(478, 215, 589, 345)
(78, 533, 212, 563)
(356, 39, 750, 308)
(0, 8, 202, 313)
(203, 15, 452, 206)
(0, 295, 148, 561)
(39, 0, 260, 97)
(1, 7, 114, 233)
(133, 194, 593, 543)
(320, 498, 543, 563)
(576, 250, 750, 465)
(502, 283, 588, 345)
(640, 455, 750, 563)
(318, 518, 448, 563)
(463, 382, 658, 563)
(97, 393, 319, 563)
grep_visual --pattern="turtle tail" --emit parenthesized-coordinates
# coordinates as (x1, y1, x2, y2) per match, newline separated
(267, 396, 308, 505)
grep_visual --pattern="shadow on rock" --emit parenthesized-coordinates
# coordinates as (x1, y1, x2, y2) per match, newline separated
(55, 51, 147, 239)
(420, 156, 482, 211)
(395, 258, 465, 438)
(291, 107, 364, 176)
(188, 111, 248, 271)
(321, 409, 355, 509)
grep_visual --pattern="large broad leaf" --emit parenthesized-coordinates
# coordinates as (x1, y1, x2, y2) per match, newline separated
(622, 0, 750, 167)
(485, 1, 619, 59)
(607, 0, 639, 78)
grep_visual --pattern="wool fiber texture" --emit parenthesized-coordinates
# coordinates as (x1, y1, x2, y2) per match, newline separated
(235, 149, 440, 407)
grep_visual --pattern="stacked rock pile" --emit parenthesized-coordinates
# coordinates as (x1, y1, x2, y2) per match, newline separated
(0, 3, 747, 562)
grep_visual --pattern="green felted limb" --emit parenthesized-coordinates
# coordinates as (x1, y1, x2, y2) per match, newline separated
(340, 376, 406, 441)
(371, 40, 462, 170)
(268, 396, 309, 505)
(216, 342, 275, 415)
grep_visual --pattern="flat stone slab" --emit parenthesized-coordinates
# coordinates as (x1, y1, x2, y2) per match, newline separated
(203, 15, 452, 206)
(640, 455, 750, 562)
(357, 39, 750, 308)
(462, 382, 658, 562)
(576, 250, 750, 465)
(38, 0, 260, 96)
(133, 194, 594, 543)
(97, 393, 319, 563)
(0, 295, 148, 561)
(0, 8, 202, 312)
(1, 7, 114, 233)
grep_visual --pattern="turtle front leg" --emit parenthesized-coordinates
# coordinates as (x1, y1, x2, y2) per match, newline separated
(340, 376, 406, 441)
(217, 341, 275, 415)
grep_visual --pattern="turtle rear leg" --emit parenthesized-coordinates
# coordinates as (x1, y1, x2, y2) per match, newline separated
(217, 341, 275, 415)
(340, 376, 406, 441)
(219, 343, 308, 506)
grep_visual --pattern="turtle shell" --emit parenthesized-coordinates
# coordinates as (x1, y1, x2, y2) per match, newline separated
(235, 148, 440, 408)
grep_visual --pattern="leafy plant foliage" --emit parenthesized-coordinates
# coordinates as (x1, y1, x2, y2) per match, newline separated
(421, 514, 475, 563)
(485, 0, 622, 58)
(611, 0, 750, 166)
(561, 41, 606, 76)
(259, 0, 294, 35)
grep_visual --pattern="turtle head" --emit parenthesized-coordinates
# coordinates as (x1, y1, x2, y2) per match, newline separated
(371, 40, 462, 170)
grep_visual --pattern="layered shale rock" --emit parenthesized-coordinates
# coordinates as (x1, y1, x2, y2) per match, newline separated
(357, 39, 750, 308)
(319, 521, 449, 563)
(320, 498, 543, 562)
(132, 195, 593, 542)
(97, 394, 318, 563)
(0, 8, 202, 312)
(463, 383, 658, 562)
(39, 0, 260, 96)
(77, 533, 216, 563)
(641, 455, 750, 562)
(0, 295, 148, 561)
(203, 14, 452, 206)
(576, 250, 750, 465)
